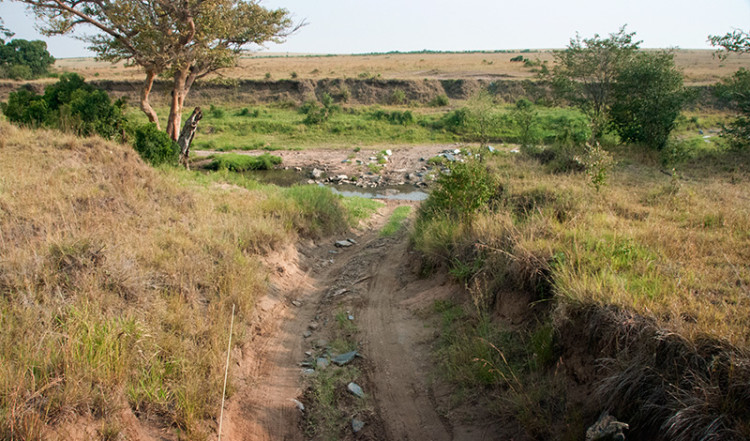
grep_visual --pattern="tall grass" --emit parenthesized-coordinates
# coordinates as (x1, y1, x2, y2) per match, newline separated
(413, 144, 750, 439)
(0, 121, 353, 439)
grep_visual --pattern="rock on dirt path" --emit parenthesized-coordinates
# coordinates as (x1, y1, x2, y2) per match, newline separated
(221, 202, 493, 440)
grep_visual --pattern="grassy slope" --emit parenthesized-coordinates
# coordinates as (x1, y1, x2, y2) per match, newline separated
(0, 121, 357, 440)
(413, 144, 750, 439)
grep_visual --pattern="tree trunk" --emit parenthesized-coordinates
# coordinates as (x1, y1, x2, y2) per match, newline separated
(140, 69, 160, 129)
(178, 107, 202, 169)
(166, 68, 189, 141)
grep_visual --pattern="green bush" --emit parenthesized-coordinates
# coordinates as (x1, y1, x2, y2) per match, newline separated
(369, 109, 415, 125)
(429, 94, 450, 107)
(133, 123, 179, 166)
(2, 64, 33, 80)
(714, 68, 750, 149)
(1, 73, 126, 139)
(209, 105, 226, 119)
(0, 86, 49, 126)
(390, 89, 406, 105)
(0, 39, 55, 79)
(511, 98, 540, 150)
(420, 159, 500, 220)
(300, 93, 339, 125)
(609, 51, 687, 150)
(434, 108, 470, 133)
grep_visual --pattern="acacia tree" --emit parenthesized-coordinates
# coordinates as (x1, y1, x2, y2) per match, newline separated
(709, 29, 750, 56)
(0, 18, 13, 43)
(546, 26, 641, 139)
(14, 0, 296, 144)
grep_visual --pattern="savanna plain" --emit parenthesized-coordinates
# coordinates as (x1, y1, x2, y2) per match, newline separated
(1, 47, 750, 441)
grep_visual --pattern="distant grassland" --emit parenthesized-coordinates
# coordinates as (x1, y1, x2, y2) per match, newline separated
(51, 49, 748, 86)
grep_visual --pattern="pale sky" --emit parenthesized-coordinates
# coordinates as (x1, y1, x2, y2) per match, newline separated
(1, 0, 749, 58)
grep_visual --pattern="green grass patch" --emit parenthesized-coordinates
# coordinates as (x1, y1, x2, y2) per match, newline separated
(283, 186, 349, 238)
(380, 206, 411, 237)
(205, 153, 282, 171)
(341, 196, 383, 226)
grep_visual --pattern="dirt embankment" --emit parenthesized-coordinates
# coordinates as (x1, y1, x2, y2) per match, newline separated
(0, 77, 724, 110)
(0, 77, 544, 106)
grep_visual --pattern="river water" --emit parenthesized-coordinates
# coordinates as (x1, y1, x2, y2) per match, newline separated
(243, 169, 429, 201)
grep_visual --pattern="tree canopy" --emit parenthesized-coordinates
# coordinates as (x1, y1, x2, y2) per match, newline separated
(709, 29, 750, 57)
(609, 50, 687, 150)
(14, 0, 298, 151)
(0, 38, 55, 79)
(545, 26, 641, 138)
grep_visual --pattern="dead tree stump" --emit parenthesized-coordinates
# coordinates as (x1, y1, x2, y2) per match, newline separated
(178, 107, 203, 169)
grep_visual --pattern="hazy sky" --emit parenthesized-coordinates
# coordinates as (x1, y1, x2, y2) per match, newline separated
(2, 0, 750, 58)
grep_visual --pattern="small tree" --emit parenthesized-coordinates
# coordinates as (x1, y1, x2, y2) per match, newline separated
(609, 50, 687, 150)
(465, 89, 500, 148)
(15, 0, 298, 158)
(510, 98, 539, 151)
(546, 26, 641, 139)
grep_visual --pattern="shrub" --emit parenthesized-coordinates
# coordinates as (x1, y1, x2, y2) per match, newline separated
(575, 143, 616, 191)
(609, 50, 687, 150)
(435, 108, 470, 133)
(1, 86, 50, 126)
(1, 73, 126, 139)
(301, 93, 339, 125)
(390, 88, 406, 105)
(209, 105, 225, 119)
(420, 159, 500, 220)
(284, 186, 348, 238)
(2, 64, 33, 80)
(369, 109, 415, 125)
(429, 94, 450, 107)
(714, 68, 750, 149)
(511, 98, 539, 150)
(133, 123, 179, 166)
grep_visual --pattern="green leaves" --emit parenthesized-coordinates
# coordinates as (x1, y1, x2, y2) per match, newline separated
(547, 26, 641, 139)
(609, 51, 687, 150)
(0, 39, 55, 79)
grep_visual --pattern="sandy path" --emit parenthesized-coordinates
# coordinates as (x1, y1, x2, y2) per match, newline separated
(222, 202, 476, 440)
(359, 234, 452, 440)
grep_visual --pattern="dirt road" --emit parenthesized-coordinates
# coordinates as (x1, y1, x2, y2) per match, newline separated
(220, 202, 495, 440)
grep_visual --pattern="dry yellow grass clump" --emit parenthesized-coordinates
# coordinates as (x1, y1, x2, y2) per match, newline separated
(479, 149, 750, 346)
(0, 121, 346, 440)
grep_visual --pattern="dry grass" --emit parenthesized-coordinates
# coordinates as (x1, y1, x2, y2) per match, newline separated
(47, 49, 749, 86)
(0, 121, 350, 439)
(413, 144, 750, 438)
